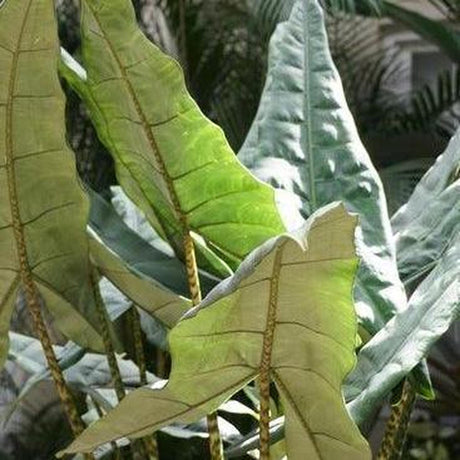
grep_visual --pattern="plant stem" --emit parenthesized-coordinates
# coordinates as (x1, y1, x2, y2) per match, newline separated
(183, 233, 223, 460)
(130, 307, 160, 460)
(92, 270, 137, 460)
(377, 380, 417, 460)
(259, 246, 283, 460)
(23, 282, 95, 460)
(91, 270, 126, 402)
(24, 282, 84, 433)
(92, 396, 121, 460)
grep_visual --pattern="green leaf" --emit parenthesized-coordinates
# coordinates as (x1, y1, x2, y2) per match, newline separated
(104, 186, 223, 294)
(110, 185, 175, 257)
(60, 203, 371, 459)
(238, 0, 406, 334)
(345, 231, 460, 426)
(392, 128, 460, 288)
(88, 191, 194, 329)
(59, 47, 88, 95)
(0, 0, 104, 365)
(75, 0, 285, 272)
(4, 337, 85, 425)
(89, 230, 190, 329)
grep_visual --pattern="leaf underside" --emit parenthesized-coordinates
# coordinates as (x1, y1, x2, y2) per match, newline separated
(238, 0, 406, 334)
(392, 127, 460, 287)
(76, 0, 285, 273)
(0, 0, 103, 365)
(61, 203, 371, 459)
(346, 230, 460, 425)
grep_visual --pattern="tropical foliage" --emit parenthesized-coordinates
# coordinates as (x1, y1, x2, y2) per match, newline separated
(0, 0, 459, 459)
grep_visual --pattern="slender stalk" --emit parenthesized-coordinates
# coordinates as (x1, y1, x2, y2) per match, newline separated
(183, 233, 223, 460)
(156, 347, 167, 378)
(130, 307, 160, 460)
(24, 282, 85, 435)
(377, 380, 417, 460)
(259, 246, 283, 460)
(91, 270, 126, 402)
(258, 375, 271, 460)
(23, 283, 95, 460)
(92, 270, 137, 460)
(92, 396, 121, 460)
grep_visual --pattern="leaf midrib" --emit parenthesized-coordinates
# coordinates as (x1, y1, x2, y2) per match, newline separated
(4, 0, 35, 286)
(302, 1, 317, 212)
(85, 3, 187, 236)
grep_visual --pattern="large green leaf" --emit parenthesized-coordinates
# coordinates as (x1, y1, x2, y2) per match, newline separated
(73, 0, 285, 271)
(0, 0, 104, 365)
(60, 203, 371, 459)
(238, 0, 406, 334)
(392, 128, 460, 288)
(345, 231, 460, 426)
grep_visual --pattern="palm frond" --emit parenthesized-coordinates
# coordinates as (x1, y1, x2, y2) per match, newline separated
(326, 14, 408, 134)
(395, 67, 460, 138)
(321, 0, 384, 15)
(428, 0, 460, 21)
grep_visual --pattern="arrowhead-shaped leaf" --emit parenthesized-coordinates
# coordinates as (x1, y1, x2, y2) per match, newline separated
(392, 128, 460, 288)
(60, 203, 371, 459)
(0, 0, 104, 366)
(238, 0, 406, 334)
(345, 231, 460, 425)
(72, 0, 285, 271)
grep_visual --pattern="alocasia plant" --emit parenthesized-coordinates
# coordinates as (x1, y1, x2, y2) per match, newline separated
(0, 0, 458, 459)
(65, 0, 286, 274)
(239, 0, 406, 336)
(60, 203, 371, 460)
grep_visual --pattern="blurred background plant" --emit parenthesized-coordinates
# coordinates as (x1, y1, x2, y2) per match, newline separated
(1, 0, 459, 458)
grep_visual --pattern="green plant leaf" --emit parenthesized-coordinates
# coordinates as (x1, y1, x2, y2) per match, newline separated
(110, 185, 175, 257)
(88, 191, 197, 329)
(345, 231, 460, 425)
(238, 0, 406, 334)
(7, 331, 160, 394)
(74, 0, 285, 272)
(89, 230, 190, 329)
(392, 128, 460, 288)
(89, 189, 216, 297)
(60, 203, 371, 459)
(322, 0, 384, 15)
(0, 0, 104, 366)
(4, 336, 85, 425)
